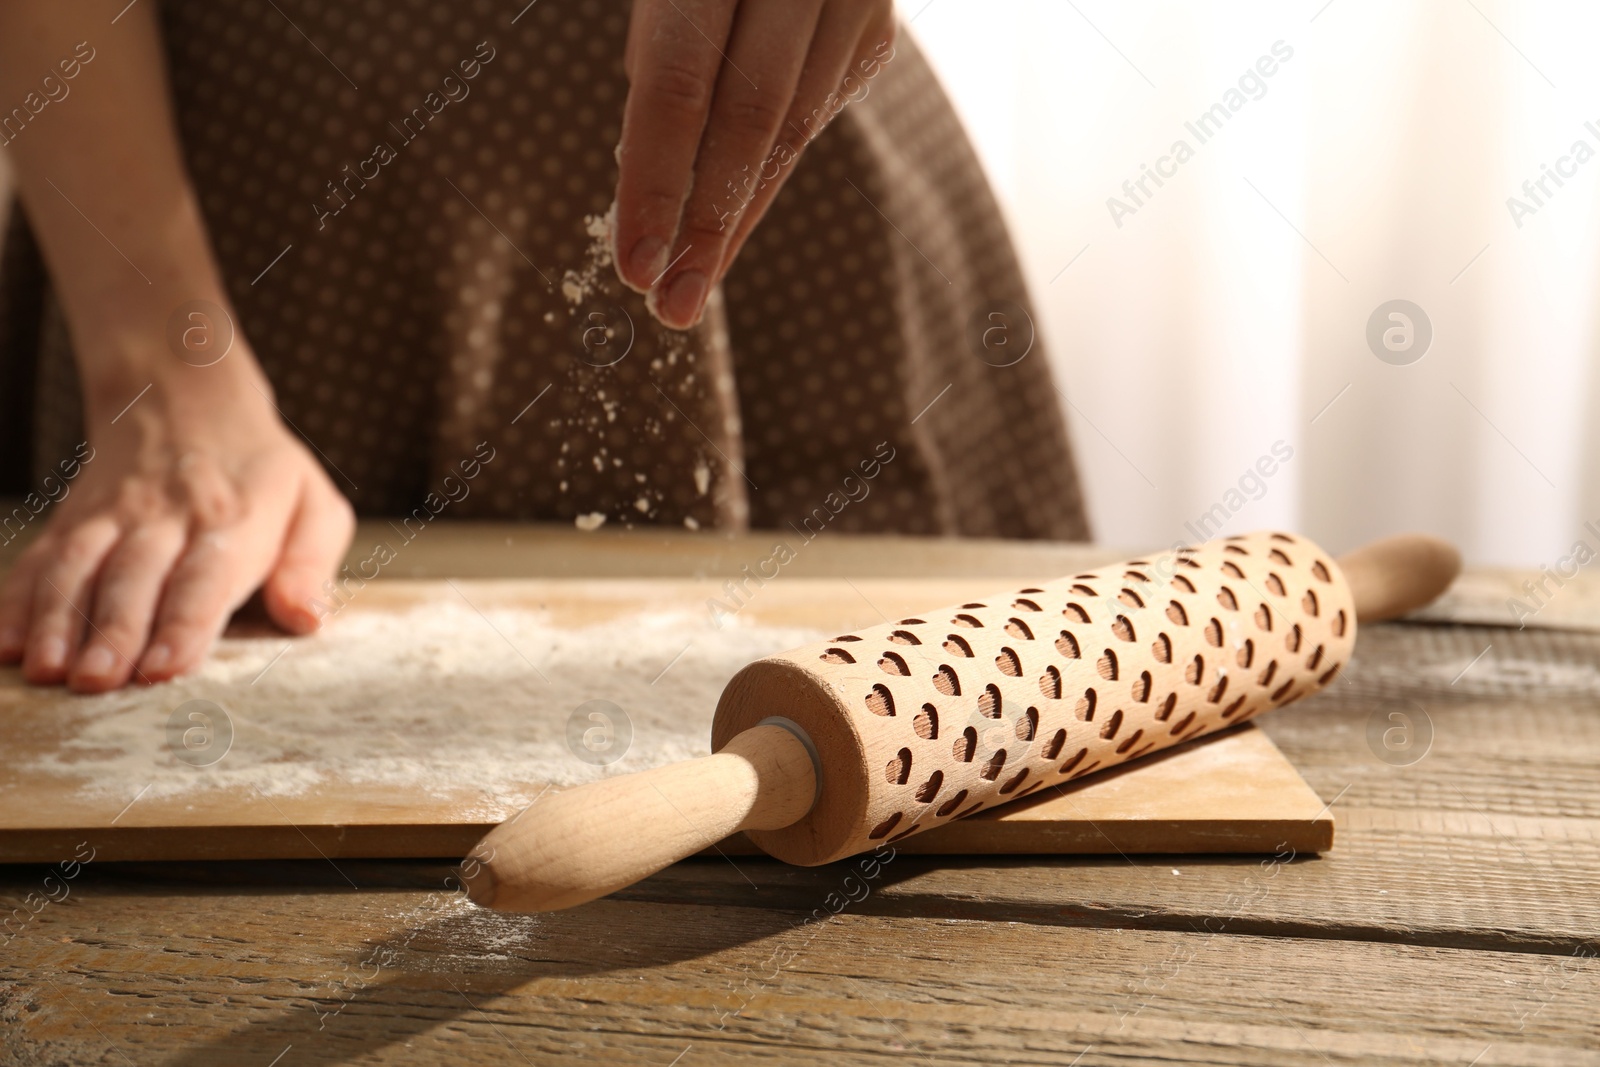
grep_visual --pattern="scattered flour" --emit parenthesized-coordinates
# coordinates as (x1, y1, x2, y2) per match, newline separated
(548, 196, 712, 530)
(574, 512, 607, 532)
(559, 202, 618, 309)
(26, 600, 822, 806)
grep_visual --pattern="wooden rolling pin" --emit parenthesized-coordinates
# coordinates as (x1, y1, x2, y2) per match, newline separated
(463, 530, 1459, 911)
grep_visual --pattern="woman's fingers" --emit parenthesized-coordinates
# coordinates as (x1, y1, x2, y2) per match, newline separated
(67, 521, 186, 693)
(613, 0, 741, 293)
(136, 527, 251, 681)
(21, 518, 120, 684)
(137, 463, 296, 685)
(618, 0, 897, 323)
(647, 0, 824, 329)
(263, 477, 355, 635)
(714, 1, 876, 283)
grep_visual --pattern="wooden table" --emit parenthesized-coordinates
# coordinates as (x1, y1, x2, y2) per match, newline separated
(3, 524, 1598, 1065)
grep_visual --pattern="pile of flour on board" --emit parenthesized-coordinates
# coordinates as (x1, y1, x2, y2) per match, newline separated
(28, 602, 822, 812)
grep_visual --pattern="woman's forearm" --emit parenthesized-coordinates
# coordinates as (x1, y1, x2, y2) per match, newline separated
(0, 0, 265, 416)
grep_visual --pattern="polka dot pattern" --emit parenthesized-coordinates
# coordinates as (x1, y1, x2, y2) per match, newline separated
(7, 5, 1086, 540)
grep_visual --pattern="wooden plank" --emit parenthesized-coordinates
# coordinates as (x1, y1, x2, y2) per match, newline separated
(1409, 565, 1600, 633)
(1, 880, 1594, 1065)
(0, 578, 1331, 864)
(0, 725, 1328, 863)
(596, 622, 1600, 952)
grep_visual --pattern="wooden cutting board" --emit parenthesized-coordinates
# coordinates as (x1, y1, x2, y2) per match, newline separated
(0, 574, 1332, 864)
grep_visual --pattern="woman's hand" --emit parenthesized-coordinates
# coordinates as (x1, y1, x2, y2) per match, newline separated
(0, 1, 355, 692)
(0, 361, 354, 693)
(612, 0, 896, 328)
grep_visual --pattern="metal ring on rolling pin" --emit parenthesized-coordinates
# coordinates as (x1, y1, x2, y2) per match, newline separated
(754, 716, 823, 810)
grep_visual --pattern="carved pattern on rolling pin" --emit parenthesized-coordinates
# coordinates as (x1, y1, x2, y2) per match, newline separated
(756, 531, 1355, 860)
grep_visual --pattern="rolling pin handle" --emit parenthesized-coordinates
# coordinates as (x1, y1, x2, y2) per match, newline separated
(1337, 533, 1462, 624)
(463, 722, 818, 912)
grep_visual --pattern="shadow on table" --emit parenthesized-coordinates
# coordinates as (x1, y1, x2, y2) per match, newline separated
(103, 847, 1319, 1064)
(153, 855, 931, 1066)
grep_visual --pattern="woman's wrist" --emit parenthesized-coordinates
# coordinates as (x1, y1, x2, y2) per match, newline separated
(77, 327, 277, 430)
(38, 176, 264, 404)
(65, 217, 277, 424)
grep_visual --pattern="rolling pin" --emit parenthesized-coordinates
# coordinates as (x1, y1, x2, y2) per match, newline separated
(463, 530, 1459, 911)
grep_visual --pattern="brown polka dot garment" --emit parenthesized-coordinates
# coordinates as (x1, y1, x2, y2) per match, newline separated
(1, 0, 1089, 541)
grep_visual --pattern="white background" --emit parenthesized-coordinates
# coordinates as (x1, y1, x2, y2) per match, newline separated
(901, 0, 1600, 564)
